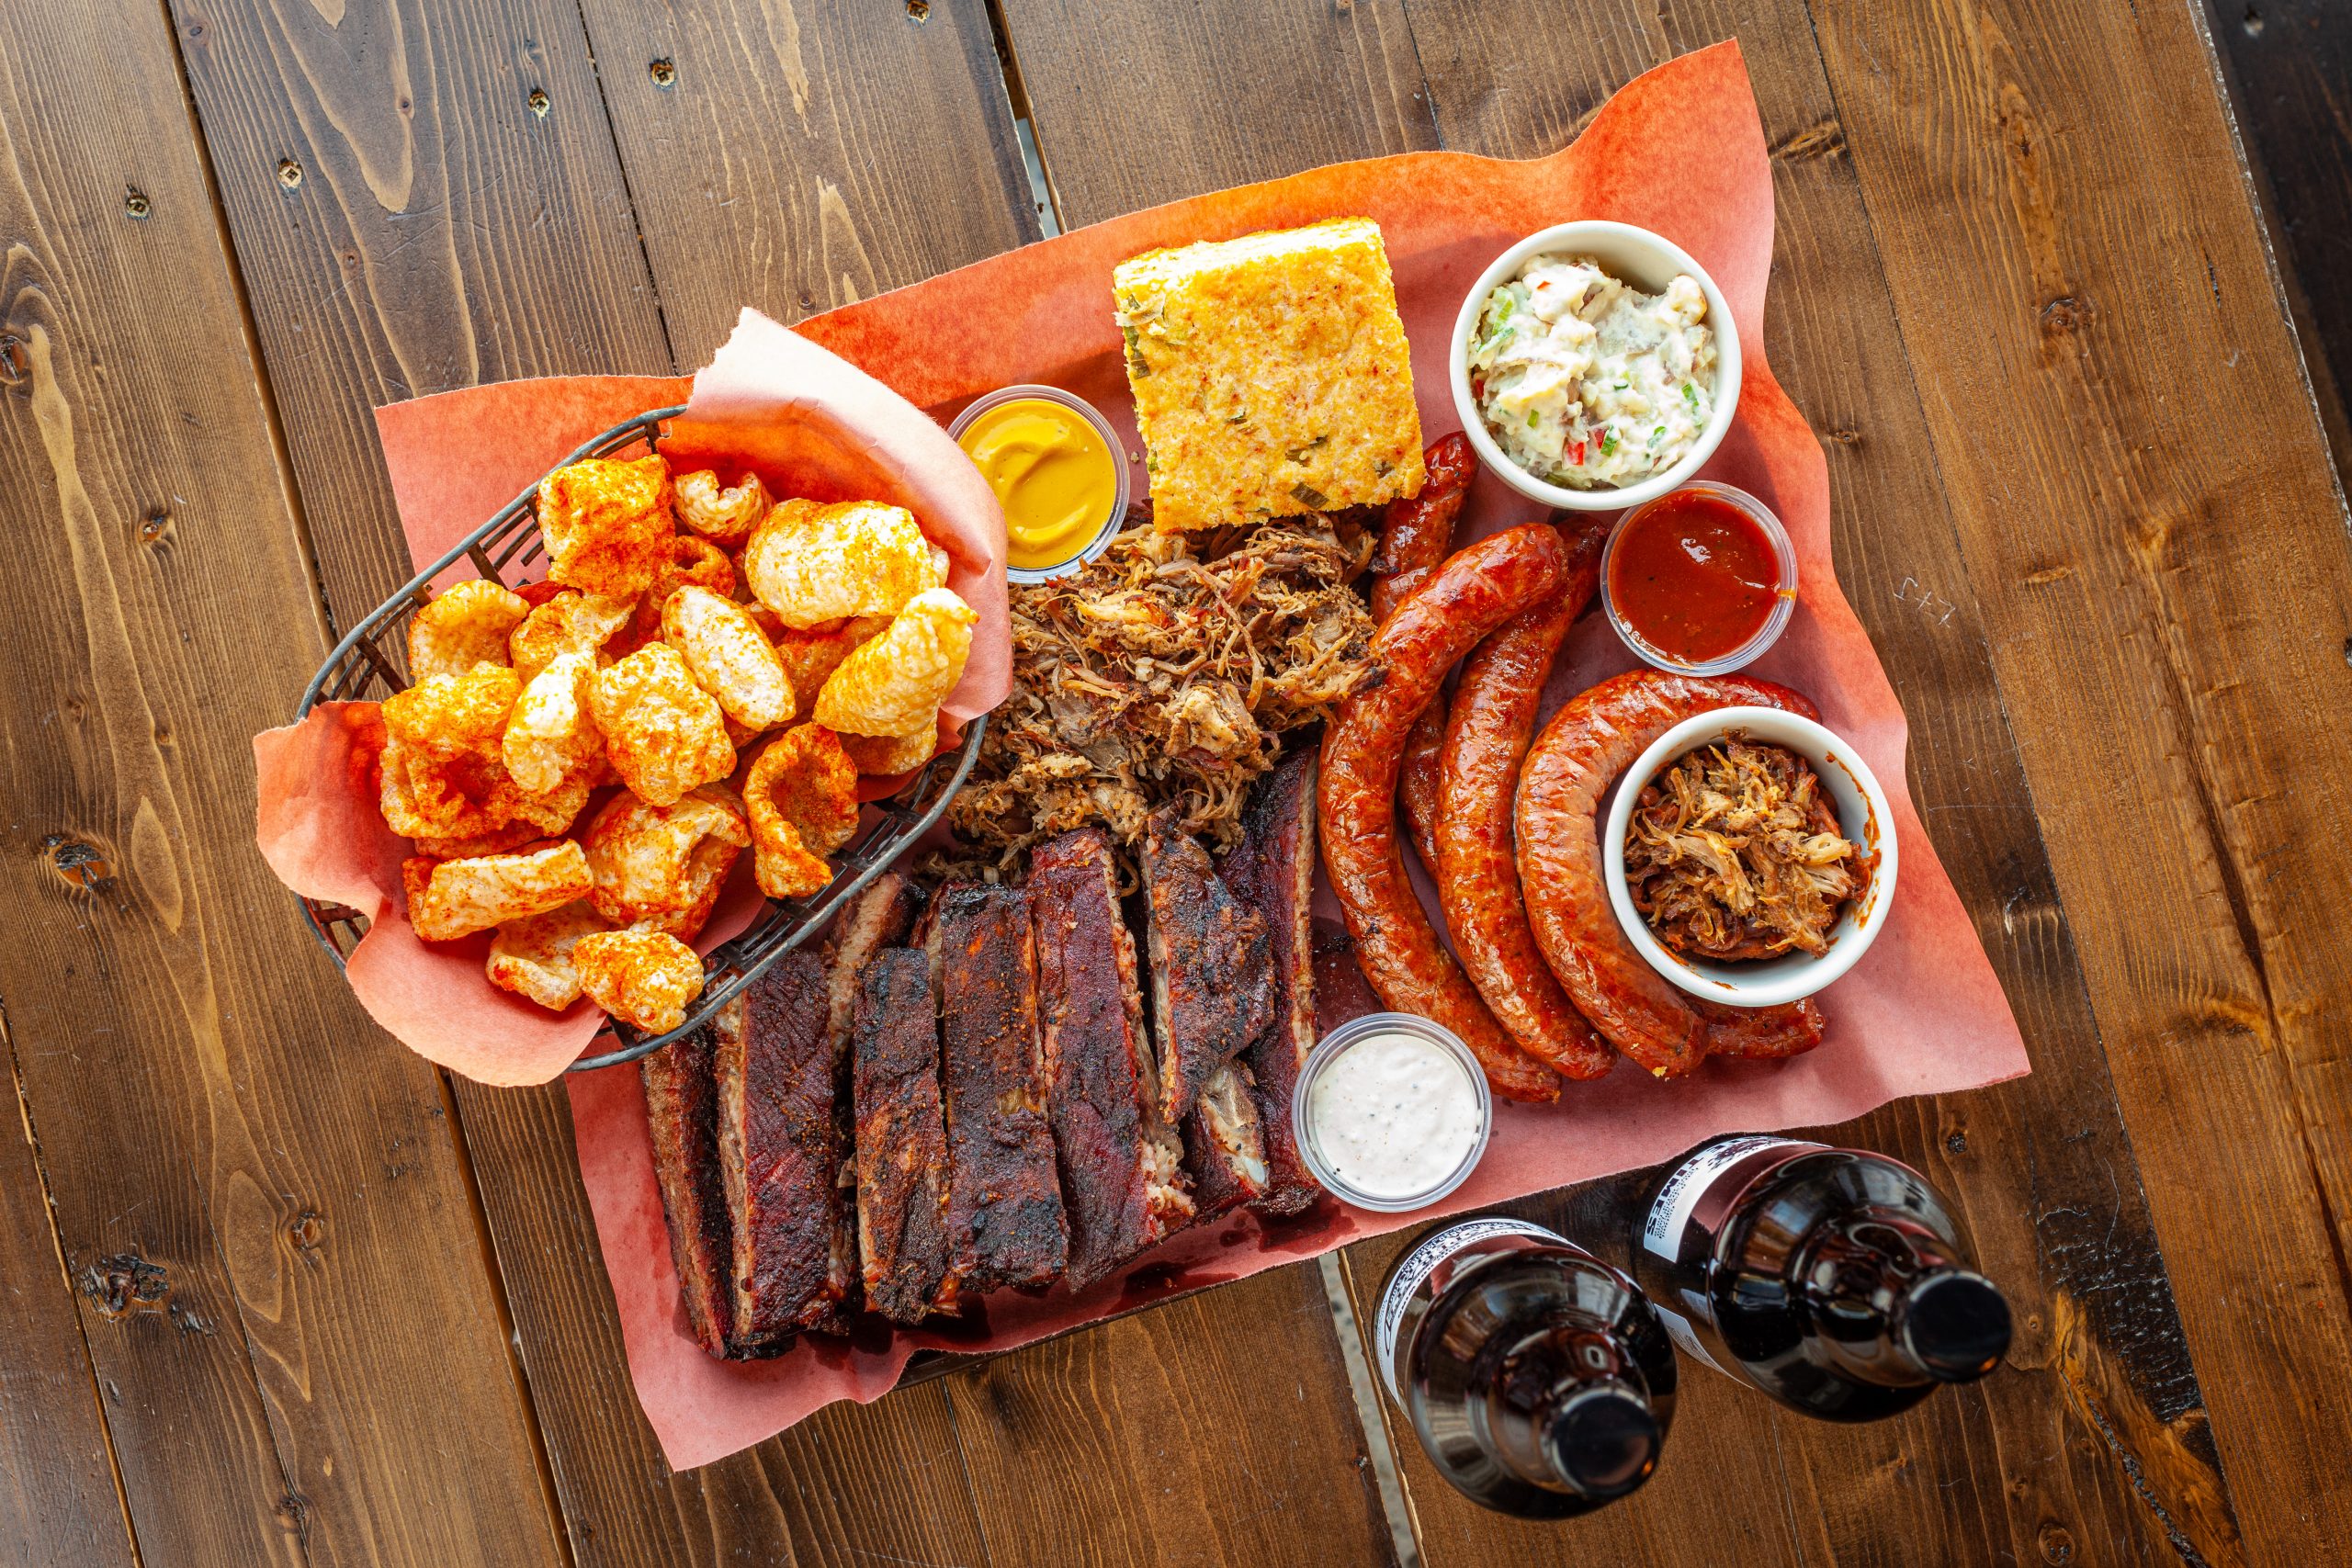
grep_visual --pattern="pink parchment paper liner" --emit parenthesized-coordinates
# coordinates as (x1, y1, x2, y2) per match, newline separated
(553, 40, 2033, 1470)
(252, 333, 1012, 1087)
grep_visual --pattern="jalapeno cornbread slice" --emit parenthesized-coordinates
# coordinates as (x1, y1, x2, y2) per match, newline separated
(1114, 219, 1425, 533)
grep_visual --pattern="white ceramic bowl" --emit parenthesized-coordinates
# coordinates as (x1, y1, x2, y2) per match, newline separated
(1604, 707, 1897, 1008)
(1449, 220, 1743, 512)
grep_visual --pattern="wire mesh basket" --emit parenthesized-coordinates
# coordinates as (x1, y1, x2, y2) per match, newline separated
(294, 404, 985, 1073)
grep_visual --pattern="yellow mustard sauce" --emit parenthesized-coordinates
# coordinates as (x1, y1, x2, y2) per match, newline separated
(956, 398, 1118, 572)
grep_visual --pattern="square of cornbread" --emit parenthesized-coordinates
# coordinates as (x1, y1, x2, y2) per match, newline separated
(1114, 218, 1425, 533)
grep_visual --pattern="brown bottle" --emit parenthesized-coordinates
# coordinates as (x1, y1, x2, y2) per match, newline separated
(1376, 1217, 1678, 1518)
(1633, 1136, 2011, 1421)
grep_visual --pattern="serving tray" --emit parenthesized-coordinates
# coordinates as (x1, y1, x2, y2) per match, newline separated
(290, 405, 985, 1072)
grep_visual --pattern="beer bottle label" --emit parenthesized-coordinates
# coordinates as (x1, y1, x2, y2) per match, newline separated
(1649, 1300, 1727, 1375)
(1642, 1134, 1823, 1269)
(1376, 1217, 1566, 1406)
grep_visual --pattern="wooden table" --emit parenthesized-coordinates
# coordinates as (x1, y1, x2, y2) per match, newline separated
(2, 0, 2346, 1562)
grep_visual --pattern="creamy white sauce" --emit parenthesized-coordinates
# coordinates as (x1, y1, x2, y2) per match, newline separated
(1306, 1032, 1484, 1200)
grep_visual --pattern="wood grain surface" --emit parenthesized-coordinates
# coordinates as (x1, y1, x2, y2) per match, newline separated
(0, 1050, 136, 1568)
(0, 3, 565, 1564)
(2211, 0, 2352, 497)
(1804, 0, 2352, 1552)
(2, 0, 2348, 1562)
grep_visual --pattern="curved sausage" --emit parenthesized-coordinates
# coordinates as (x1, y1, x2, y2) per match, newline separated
(1372, 435, 1475, 874)
(1435, 515, 1615, 1079)
(1397, 711, 1446, 874)
(1369, 434, 1476, 620)
(1321, 525, 1567, 1103)
(1515, 669, 1826, 1077)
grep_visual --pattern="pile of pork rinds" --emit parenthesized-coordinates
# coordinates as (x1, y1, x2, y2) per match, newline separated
(377, 452, 978, 1035)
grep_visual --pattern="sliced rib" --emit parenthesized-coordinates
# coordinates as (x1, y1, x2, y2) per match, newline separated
(934, 882, 1069, 1292)
(642, 1028, 731, 1356)
(1030, 828, 1196, 1292)
(1184, 1059, 1271, 1219)
(1218, 749, 1324, 1215)
(853, 948, 955, 1324)
(713, 952, 848, 1355)
(1140, 806, 1278, 1126)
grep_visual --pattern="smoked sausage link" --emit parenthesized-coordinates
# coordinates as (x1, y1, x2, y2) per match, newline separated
(1435, 515, 1615, 1078)
(1369, 433, 1476, 619)
(1372, 434, 1476, 875)
(1321, 525, 1567, 1103)
(1515, 669, 1827, 1077)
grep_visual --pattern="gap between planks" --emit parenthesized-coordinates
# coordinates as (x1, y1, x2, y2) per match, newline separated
(2, 993, 149, 1568)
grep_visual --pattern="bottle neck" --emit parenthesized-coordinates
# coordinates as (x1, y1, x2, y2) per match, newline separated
(1798, 1207, 2011, 1387)
(1483, 1325, 1662, 1502)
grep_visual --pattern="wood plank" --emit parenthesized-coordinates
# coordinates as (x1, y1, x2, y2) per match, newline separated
(944, 1263, 1397, 1567)
(994, 0, 1438, 227)
(567, 0, 1043, 363)
(0, 3, 567, 1564)
(2206, 0, 2352, 499)
(167, 0, 673, 624)
(1804, 0, 2352, 1553)
(1001, 1, 2242, 1559)
(0, 1042, 139, 1568)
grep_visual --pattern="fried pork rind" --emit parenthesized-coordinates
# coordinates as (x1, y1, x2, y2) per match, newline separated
(378, 668, 523, 838)
(770, 615, 888, 700)
(404, 840, 594, 942)
(742, 726, 860, 898)
(508, 589, 634, 684)
(945, 518, 1376, 864)
(574, 929, 705, 1033)
(813, 587, 976, 738)
(538, 455, 675, 599)
(485, 900, 610, 1010)
(662, 584, 793, 729)
(632, 534, 737, 639)
(408, 581, 528, 682)
(411, 819, 542, 862)
(743, 499, 949, 628)
(673, 469, 769, 551)
(501, 649, 603, 795)
(838, 725, 939, 776)
(589, 643, 735, 807)
(581, 785, 752, 931)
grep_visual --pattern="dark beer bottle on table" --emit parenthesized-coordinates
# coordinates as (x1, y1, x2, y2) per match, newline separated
(1634, 1136, 2011, 1421)
(1376, 1217, 1678, 1518)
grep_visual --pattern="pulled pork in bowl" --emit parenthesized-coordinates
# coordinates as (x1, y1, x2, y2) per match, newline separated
(1603, 706, 1899, 1008)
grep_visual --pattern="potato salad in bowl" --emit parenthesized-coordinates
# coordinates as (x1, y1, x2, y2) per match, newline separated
(1465, 254, 1718, 490)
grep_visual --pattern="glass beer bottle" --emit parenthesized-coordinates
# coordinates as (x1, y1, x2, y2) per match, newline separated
(1376, 1216, 1678, 1517)
(1634, 1136, 2011, 1421)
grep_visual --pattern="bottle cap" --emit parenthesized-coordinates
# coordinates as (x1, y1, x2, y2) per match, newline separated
(1541, 1382, 1661, 1501)
(1900, 1270, 2012, 1382)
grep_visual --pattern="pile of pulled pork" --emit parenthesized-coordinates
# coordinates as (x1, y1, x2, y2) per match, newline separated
(1623, 737, 1866, 961)
(944, 514, 1375, 868)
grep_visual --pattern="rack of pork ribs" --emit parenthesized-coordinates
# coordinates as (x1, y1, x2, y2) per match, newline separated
(641, 748, 1327, 1358)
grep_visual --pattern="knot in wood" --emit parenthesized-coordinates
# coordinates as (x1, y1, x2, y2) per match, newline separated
(80, 1252, 169, 1319)
(42, 833, 113, 890)
(2039, 294, 2091, 336)
(288, 1209, 326, 1253)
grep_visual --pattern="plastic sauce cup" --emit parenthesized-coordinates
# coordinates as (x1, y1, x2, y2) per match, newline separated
(1294, 1013, 1493, 1213)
